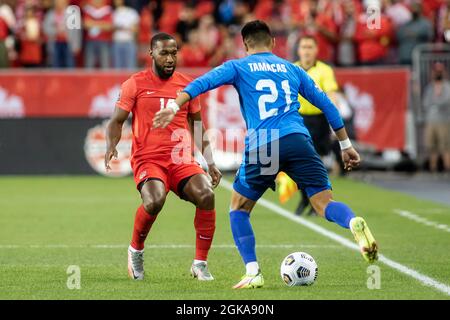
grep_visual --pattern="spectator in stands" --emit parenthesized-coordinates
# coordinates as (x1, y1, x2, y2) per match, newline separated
(43, 0, 82, 68)
(396, 1, 433, 65)
(83, 0, 113, 69)
(15, 0, 43, 31)
(436, 0, 450, 43)
(230, 0, 252, 27)
(0, 0, 15, 68)
(18, 5, 42, 67)
(137, 1, 154, 67)
(0, 13, 7, 67)
(216, 0, 235, 25)
(176, 2, 198, 43)
(178, 29, 208, 67)
(197, 14, 224, 66)
(423, 62, 450, 173)
(295, 0, 337, 64)
(337, 0, 358, 66)
(354, 2, 393, 65)
(383, 0, 412, 28)
(126, 0, 147, 13)
(112, 0, 139, 69)
(220, 23, 246, 60)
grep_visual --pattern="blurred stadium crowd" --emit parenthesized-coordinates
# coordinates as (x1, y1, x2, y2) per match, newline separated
(0, 0, 448, 69)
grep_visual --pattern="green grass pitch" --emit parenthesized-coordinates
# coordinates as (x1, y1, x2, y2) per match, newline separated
(0, 175, 449, 300)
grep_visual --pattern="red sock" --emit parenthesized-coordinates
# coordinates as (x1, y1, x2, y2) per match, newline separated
(194, 208, 216, 261)
(130, 205, 158, 251)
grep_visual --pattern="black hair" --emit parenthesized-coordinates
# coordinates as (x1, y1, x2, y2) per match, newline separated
(150, 33, 176, 49)
(241, 20, 273, 48)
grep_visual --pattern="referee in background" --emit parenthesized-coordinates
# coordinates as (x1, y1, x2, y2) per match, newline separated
(278, 35, 339, 216)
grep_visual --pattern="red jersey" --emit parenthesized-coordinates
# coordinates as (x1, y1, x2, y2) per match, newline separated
(354, 14, 392, 63)
(83, 3, 113, 42)
(116, 69, 201, 169)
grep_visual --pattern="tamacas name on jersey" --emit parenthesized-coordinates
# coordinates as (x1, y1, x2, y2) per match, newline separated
(248, 62, 287, 73)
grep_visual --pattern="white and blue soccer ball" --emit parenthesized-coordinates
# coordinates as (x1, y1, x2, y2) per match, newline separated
(280, 252, 318, 286)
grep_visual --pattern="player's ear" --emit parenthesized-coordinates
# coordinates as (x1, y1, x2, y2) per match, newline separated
(244, 41, 249, 54)
(271, 37, 275, 50)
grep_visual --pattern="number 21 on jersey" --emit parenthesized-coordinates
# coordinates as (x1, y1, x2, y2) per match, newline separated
(256, 79, 292, 120)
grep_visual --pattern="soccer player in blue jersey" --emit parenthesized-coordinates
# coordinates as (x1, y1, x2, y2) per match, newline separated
(153, 20, 378, 289)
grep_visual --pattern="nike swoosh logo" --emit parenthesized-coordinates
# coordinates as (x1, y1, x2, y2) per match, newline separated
(199, 235, 211, 240)
(146, 91, 156, 95)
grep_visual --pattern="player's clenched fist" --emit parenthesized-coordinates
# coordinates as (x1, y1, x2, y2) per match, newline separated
(104, 148, 118, 171)
(341, 147, 361, 171)
(208, 164, 222, 188)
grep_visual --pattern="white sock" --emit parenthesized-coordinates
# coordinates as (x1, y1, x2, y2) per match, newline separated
(194, 259, 206, 265)
(349, 217, 356, 231)
(245, 261, 260, 276)
(129, 245, 144, 253)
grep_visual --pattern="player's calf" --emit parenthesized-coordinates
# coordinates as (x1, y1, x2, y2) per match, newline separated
(193, 208, 216, 265)
(183, 174, 217, 269)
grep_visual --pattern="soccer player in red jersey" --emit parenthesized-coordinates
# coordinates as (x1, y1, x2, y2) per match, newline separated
(105, 33, 222, 281)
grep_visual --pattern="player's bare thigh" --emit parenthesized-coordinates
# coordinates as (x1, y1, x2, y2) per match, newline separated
(230, 190, 256, 213)
(140, 179, 167, 215)
(182, 174, 215, 210)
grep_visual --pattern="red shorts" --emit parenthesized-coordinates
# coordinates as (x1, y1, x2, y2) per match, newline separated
(133, 159, 206, 196)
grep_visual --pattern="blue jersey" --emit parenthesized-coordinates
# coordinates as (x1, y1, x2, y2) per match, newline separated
(184, 52, 344, 150)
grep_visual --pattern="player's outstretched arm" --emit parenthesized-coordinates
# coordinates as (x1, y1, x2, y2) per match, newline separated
(188, 111, 222, 188)
(105, 107, 129, 170)
(153, 61, 237, 129)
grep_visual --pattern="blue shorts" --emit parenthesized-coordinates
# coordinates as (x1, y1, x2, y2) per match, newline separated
(233, 133, 331, 201)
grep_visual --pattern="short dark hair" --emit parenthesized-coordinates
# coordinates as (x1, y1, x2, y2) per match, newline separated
(241, 20, 273, 47)
(151, 33, 176, 49)
(298, 34, 317, 44)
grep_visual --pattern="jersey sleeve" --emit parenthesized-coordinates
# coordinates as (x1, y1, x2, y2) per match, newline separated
(295, 66, 344, 130)
(188, 96, 201, 114)
(116, 77, 137, 112)
(321, 65, 338, 93)
(183, 60, 237, 99)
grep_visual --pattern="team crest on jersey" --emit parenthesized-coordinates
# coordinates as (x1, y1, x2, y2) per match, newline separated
(139, 171, 147, 180)
(84, 120, 132, 177)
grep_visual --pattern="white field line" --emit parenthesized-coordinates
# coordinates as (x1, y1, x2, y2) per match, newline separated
(219, 179, 450, 296)
(393, 209, 450, 233)
(0, 244, 339, 249)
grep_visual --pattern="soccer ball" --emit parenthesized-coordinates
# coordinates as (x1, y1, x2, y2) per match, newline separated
(280, 252, 318, 286)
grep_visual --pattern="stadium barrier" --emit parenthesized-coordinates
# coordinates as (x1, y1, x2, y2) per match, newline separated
(0, 68, 410, 174)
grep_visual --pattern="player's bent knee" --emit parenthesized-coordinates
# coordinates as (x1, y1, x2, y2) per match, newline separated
(142, 197, 166, 215)
(194, 187, 215, 209)
(230, 191, 255, 213)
